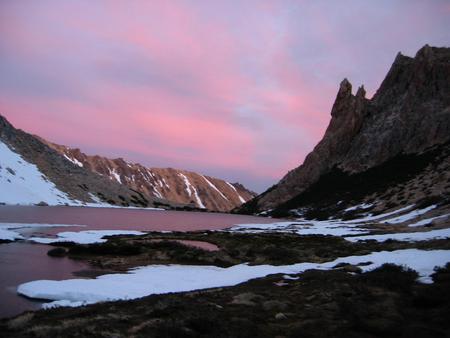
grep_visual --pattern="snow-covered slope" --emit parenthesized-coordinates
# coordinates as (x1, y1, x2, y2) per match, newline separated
(0, 141, 78, 206)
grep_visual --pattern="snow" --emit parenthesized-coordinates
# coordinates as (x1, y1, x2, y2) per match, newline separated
(63, 154, 83, 167)
(345, 227, 450, 243)
(178, 173, 206, 209)
(225, 181, 246, 204)
(192, 187, 206, 209)
(0, 141, 80, 206)
(80, 198, 165, 211)
(178, 173, 192, 197)
(162, 178, 170, 189)
(381, 205, 438, 224)
(229, 219, 370, 236)
(408, 214, 450, 227)
(0, 228, 23, 241)
(110, 168, 122, 184)
(29, 230, 146, 244)
(344, 205, 415, 223)
(0, 222, 82, 241)
(201, 175, 229, 201)
(17, 249, 450, 308)
(152, 186, 164, 199)
(86, 193, 109, 206)
(344, 203, 374, 212)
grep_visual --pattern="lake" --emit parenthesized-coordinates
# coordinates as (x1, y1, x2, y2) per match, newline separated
(0, 205, 273, 318)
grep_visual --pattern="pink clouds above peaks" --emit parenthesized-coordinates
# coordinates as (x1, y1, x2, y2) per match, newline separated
(0, 0, 449, 192)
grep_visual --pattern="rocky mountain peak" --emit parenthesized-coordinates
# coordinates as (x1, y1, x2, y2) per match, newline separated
(356, 85, 366, 99)
(338, 78, 352, 94)
(240, 45, 450, 213)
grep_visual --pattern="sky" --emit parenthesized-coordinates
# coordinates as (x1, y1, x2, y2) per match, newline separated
(0, 1, 449, 192)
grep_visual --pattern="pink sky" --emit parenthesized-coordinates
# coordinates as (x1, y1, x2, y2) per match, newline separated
(0, 1, 449, 192)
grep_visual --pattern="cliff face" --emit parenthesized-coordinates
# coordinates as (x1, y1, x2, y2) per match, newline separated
(40, 140, 255, 212)
(242, 45, 450, 215)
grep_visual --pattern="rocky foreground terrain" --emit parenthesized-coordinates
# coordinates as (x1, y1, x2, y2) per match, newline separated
(239, 45, 450, 219)
(1, 223, 449, 337)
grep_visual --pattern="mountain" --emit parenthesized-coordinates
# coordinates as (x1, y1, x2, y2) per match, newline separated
(38, 138, 255, 212)
(239, 45, 450, 218)
(0, 114, 255, 210)
(0, 115, 166, 208)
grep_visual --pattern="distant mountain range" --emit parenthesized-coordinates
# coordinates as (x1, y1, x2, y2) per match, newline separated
(238, 45, 450, 219)
(0, 115, 255, 211)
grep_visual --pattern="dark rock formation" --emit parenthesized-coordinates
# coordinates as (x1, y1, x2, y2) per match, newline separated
(240, 45, 450, 215)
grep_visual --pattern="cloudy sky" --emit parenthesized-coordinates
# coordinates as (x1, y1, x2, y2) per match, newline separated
(1, 0, 449, 192)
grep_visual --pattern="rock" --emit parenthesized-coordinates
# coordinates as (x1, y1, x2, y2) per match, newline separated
(47, 247, 67, 257)
(275, 312, 287, 320)
(230, 292, 263, 306)
(35, 201, 49, 207)
(240, 45, 450, 214)
(333, 263, 362, 274)
(262, 300, 289, 311)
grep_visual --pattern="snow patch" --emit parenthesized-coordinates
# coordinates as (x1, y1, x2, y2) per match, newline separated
(178, 173, 192, 197)
(0, 223, 82, 241)
(381, 205, 437, 224)
(29, 230, 146, 244)
(110, 168, 122, 184)
(344, 203, 374, 212)
(229, 219, 369, 236)
(152, 187, 163, 199)
(201, 175, 228, 201)
(178, 173, 205, 208)
(17, 249, 450, 308)
(344, 205, 415, 223)
(0, 141, 80, 206)
(162, 178, 170, 189)
(346, 227, 450, 243)
(225, 182, 246, 204)
(408, 214, 450, 227)
(63, 154, 83, 167)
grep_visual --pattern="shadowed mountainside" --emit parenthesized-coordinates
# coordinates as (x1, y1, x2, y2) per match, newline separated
(238, 45, 450, 217)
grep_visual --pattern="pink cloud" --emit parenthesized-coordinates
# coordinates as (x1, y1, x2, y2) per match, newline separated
(1, 0, 448, 192)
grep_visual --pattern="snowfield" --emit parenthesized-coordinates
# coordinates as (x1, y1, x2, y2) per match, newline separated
(0, 141, 166, 210)
(17, 249, 450, 309)
(0, 141, 80, 206)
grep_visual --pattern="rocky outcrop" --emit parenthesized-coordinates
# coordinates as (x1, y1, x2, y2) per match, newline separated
(241, 45, 450, 214)
(40, 139, 256, 212)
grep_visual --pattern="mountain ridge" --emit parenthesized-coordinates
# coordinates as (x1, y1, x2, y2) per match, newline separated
(238, 44, 450, 216)
(39, 137, 256, 212)
(0, 114, 255, 211)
